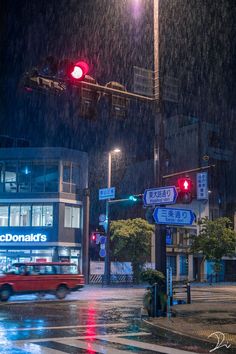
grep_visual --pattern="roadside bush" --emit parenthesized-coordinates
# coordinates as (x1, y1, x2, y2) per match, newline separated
(140, 269, 165, 286)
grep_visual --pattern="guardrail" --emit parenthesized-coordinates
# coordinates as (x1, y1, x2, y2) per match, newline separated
(89, 274, 133, 285)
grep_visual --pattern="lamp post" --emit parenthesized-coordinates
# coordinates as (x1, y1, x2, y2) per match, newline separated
(104, 148, 121, 285)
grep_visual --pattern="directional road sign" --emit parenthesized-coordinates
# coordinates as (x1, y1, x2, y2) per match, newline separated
(153, 207, 195, 225)
(143, 186, 178, 206)
(99, 187, 115, 200)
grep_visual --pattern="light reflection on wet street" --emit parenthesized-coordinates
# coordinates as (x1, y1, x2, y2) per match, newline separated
(0, 286, 208, 353)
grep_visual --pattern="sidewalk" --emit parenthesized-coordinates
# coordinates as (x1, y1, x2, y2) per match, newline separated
(143, 302, 236, 351)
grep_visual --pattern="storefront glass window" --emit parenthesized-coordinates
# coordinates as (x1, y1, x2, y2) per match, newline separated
(5, 162, 17, 193)
(20, 205, 31, 226)
(0, 206, 8, 226)
(64, 205, 80, 228)
(45, 164, 59, 192)
(10, 205, 20, 226)
(18, 162, 31, 193)
(31, 164, 45, 192)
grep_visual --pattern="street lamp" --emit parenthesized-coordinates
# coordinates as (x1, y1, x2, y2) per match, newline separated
(104, 148, 121, 285)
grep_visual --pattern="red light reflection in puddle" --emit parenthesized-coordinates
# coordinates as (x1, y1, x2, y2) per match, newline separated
(85, 303, 98, 353)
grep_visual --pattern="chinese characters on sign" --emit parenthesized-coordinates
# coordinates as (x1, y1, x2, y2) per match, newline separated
(99, 187, 115, 200)
(143, 186, 178, 206)
(196, 172, 208, 200)
(153, 207, 195, 225)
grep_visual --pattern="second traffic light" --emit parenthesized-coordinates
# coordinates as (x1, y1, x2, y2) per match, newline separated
(177, 177, 193, 203)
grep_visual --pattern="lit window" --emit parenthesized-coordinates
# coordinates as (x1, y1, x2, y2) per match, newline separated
(64, 205, 80, 228)
(32, 205, 42, 226)
(32, 205, 53, 227)
(42, 205, 53, 226)
(10, 205, 20, 226)
(20, 205, 31, 226)
(0, 206, 8, 226)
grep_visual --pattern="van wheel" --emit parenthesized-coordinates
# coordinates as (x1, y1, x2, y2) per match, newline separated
(0, 285, 12, 302)
(56, 285, 68, 299)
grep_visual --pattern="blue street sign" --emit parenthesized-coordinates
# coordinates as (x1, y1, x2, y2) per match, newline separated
(99, 248, 106, 258)
(153, 207, 195, 225)
(99, 236, 107, 244)
(99, 187, 115, 200)
(143, 186, 178, 206)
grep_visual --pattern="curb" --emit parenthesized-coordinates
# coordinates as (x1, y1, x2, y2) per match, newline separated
(142, 318, 236, 351)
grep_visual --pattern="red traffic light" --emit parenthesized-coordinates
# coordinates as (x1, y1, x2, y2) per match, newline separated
(70, 61, 89, 81)
(91, 233, 96, 242)
(178, 178, 192, 192)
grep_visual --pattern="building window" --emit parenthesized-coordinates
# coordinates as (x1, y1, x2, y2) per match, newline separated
(180, 255, 188, 276)
(10, 205, 20, 226)
(5, 162, 17, 193)
(179, 230, 188, 246)
(64, 205, 80, 228)
(62, 163, 79, 193)
(0, 206, 8, 226)
(10, 205, 31, 227)
(45, 164, 59, 192)
(31, 163, 45, 192)
(167, 256, 176, 275)
(32, 205, 53, 227)
(0, 163, 4, 192)
(18, 162, 31, 193)
(20, 205, 31, 226)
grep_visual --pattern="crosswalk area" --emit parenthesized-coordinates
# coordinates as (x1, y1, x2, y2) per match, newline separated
(13, 330, 199, 354)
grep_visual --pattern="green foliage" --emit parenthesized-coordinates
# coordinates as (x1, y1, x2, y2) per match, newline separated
(140, 268, 165, 286)
(190, 217, 236, 263)
(110, 218, 154, 282)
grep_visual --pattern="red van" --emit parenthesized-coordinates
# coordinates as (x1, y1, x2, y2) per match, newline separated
(0, 262, 84, 301)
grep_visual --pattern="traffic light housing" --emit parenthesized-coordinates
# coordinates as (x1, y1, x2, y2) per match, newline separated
(128, 194, 143, 202)
(177, 177, 193, 203)
(69, 61, 89, 81)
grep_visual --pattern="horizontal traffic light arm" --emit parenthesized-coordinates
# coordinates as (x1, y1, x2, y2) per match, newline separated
(24, 73, 156, 102)
(162, 164, 215, 179)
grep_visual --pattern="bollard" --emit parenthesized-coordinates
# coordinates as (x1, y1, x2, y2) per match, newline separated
(187, 282, 191, 304)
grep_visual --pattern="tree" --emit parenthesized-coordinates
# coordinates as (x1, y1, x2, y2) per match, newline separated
(190, 217, 236, 273)
(110, 218, 154, 283)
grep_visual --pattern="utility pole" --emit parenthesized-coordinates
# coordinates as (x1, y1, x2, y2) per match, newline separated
(153, 0, 167, 279)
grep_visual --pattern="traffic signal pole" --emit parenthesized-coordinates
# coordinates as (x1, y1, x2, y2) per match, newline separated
(153, 0, 167, 280)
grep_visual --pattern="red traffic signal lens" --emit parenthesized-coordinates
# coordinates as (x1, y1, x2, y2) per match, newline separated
(70, 61, 89, 80)
(178, 178, 192, 192)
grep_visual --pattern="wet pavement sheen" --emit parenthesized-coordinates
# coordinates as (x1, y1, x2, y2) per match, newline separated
(0, 286, 210, 353)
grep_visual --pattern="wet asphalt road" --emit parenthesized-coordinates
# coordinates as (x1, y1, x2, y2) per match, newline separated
(0, 286, 209, 353)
